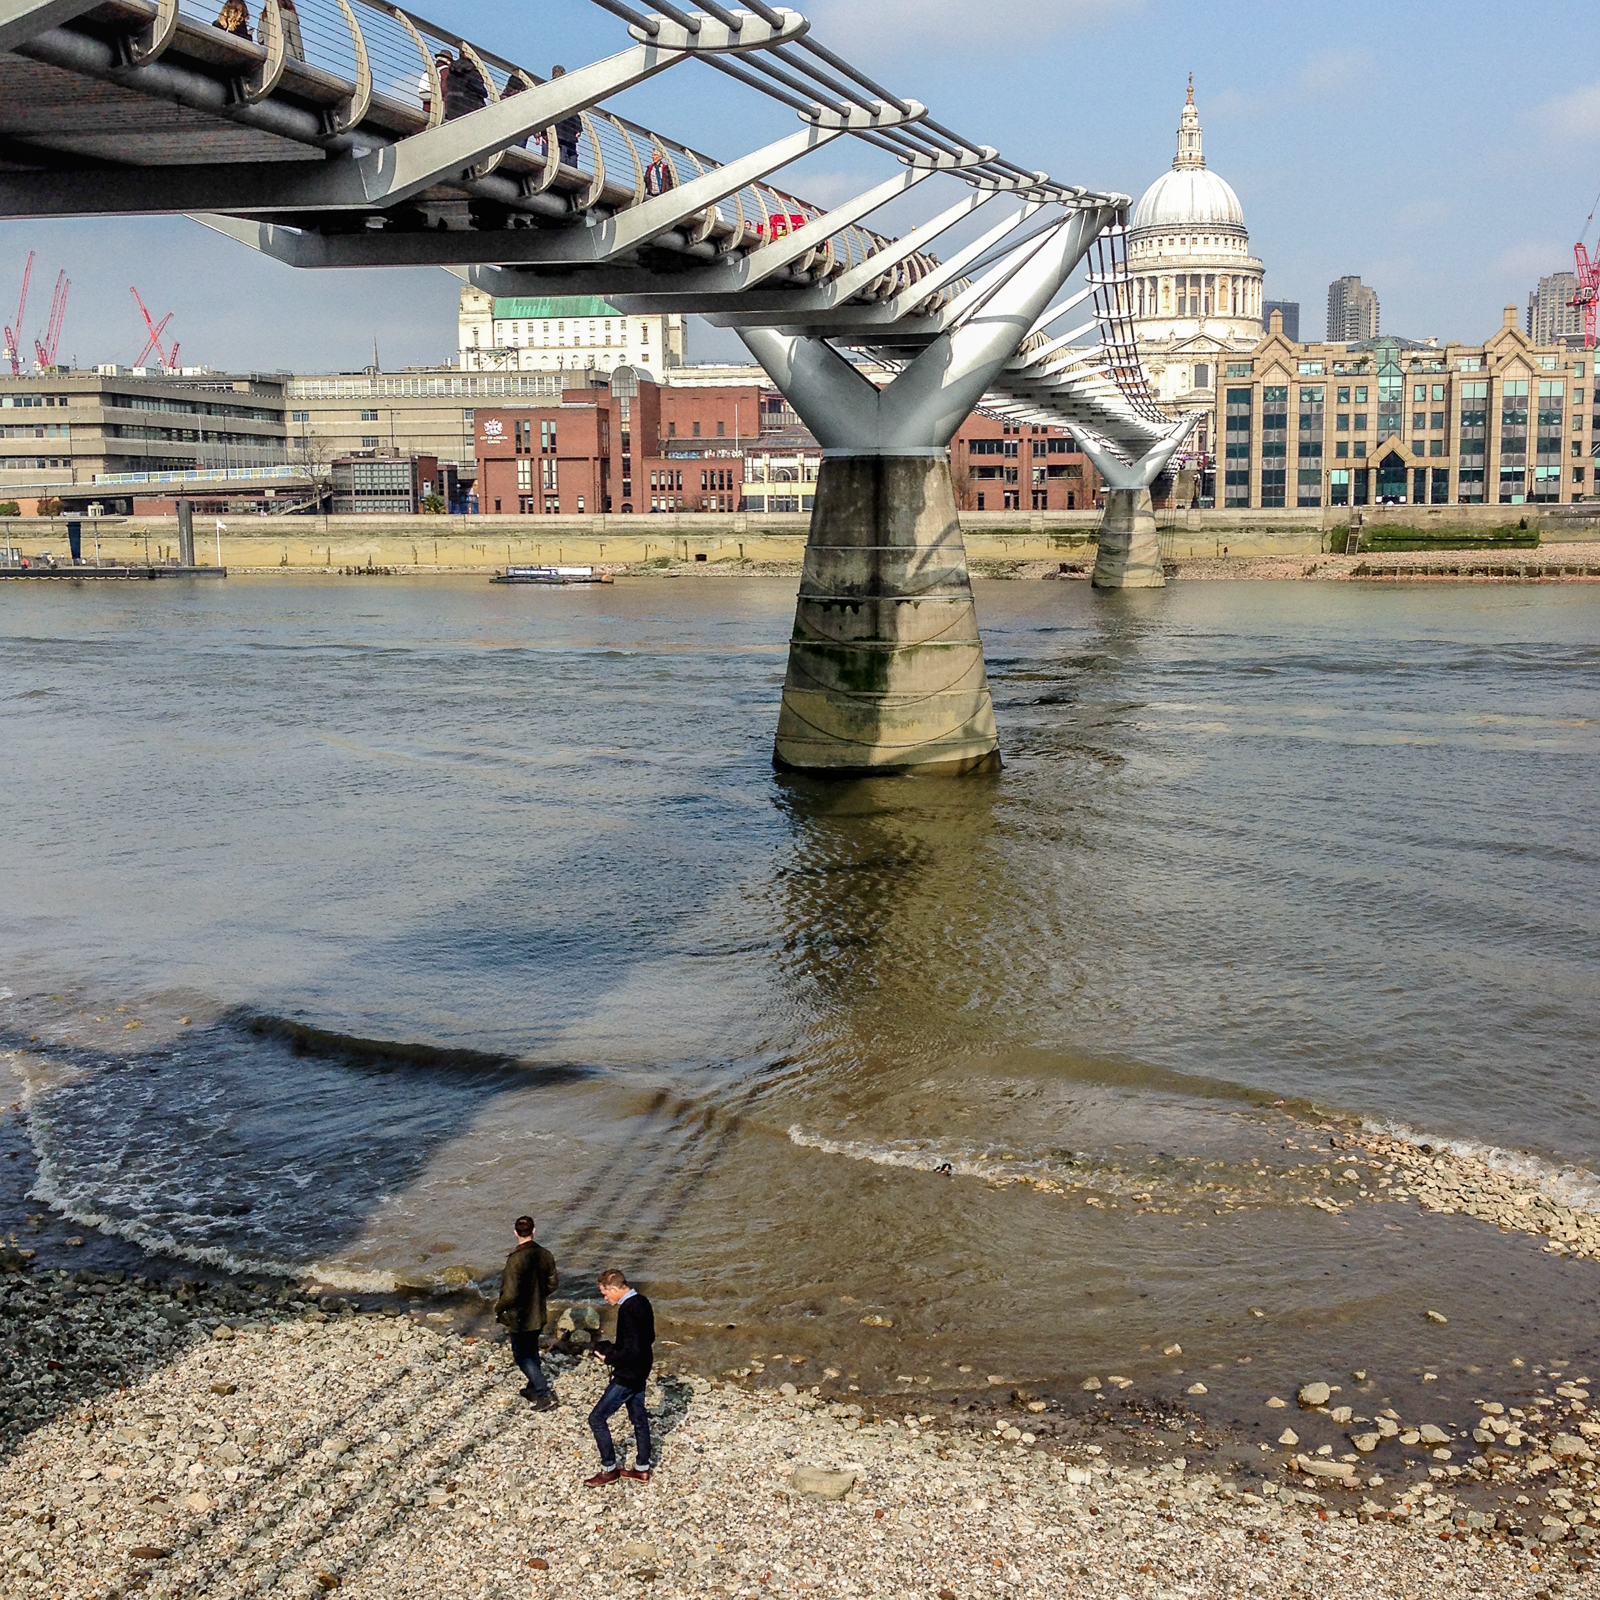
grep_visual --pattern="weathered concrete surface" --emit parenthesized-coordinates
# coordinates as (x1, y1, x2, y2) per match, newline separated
(774, 455, 1001, 775)
(1092, 488, 1164, 589)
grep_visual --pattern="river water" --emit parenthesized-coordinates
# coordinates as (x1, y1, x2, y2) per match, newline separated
(4, 575, 1599, 1431)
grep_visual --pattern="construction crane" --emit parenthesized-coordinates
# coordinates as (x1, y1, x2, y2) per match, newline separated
(130, 285, 180, 372)
(1574, 241, 1598, 350)
(5, 250, 32, 376)
(33, 270, 67, 371)
(1572, 190, 1600, 350)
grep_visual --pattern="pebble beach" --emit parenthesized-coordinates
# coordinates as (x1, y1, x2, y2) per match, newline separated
(5, 1113, 1600, 1600)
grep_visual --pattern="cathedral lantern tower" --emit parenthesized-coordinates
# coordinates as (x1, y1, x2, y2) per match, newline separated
(1126, 78, 1264, 347)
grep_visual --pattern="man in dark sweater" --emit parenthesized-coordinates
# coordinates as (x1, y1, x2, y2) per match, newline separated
(584, 1268, 655, 1486)
(494, 1215, 559, 1411)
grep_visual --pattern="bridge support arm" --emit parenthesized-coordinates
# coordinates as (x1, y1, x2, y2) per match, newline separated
(739, 204, 1112, 774)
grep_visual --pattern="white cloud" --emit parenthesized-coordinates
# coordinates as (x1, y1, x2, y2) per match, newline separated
(1295, 49, 1373, 98)
(807, 0, 1145, 54)
(1490, 239, 1576, 281)
(1534, 79, 1600, 141)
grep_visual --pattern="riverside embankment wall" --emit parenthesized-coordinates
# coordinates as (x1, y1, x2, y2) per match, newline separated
(5, 503, 1597, 571)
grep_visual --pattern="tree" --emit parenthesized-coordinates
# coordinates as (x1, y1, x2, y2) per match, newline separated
(287, 425, 335, 511)
(949, 457, 977, 512)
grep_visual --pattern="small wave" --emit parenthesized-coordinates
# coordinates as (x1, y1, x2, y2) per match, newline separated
(231, 1010, 594, 1083)
(787, 1126, 1150, 1197)
(788, 1126, 1018, 1181)
(26, 1156, 399, 1290)
(1360, 1116, 1600, 1216)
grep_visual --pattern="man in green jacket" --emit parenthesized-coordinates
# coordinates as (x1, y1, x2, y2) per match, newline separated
(495, 1214, 559, 1410)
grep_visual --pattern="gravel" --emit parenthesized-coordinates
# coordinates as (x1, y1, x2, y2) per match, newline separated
(2, 1270, 1596, 1599)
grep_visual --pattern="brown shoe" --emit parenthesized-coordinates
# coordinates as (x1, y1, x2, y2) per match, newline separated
(584, 1468, 622, 1488)
(622, 1467, 652, 1482)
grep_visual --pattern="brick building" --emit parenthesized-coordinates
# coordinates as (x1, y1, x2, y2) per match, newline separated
(951, 414, 1097, 510)
(475, 366, 1100, 515)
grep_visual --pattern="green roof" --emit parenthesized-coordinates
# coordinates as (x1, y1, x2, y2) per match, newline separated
(492, 296, 618, 319)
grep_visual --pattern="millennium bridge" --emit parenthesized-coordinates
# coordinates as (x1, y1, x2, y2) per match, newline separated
(0, 0, 1197, 772)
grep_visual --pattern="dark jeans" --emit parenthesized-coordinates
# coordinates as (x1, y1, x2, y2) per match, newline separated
(510, 1331, 552, 1398)
(588, 1380, 651, 1470)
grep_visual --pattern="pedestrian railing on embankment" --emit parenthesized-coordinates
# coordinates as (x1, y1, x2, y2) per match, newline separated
(1350, 561, 1600, 581)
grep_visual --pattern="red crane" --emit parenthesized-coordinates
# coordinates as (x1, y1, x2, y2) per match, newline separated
(33, 270, 67, 371)
(130, 285, 180, 372)
(1574, 240, 1599, 351)
(4, 250, 33, 376)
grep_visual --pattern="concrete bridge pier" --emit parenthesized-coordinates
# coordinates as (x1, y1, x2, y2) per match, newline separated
(774, 449, 999, 775)
(1092, 487, 1164, 588)
(1076, 430, 1191, 592)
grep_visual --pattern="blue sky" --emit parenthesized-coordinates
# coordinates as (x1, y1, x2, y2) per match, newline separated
(5, 0, 1597, 371)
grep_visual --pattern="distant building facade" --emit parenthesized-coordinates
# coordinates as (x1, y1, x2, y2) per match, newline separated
(473, 365, 1098, 515)
(1216, 305, 1593, 509)
(1327, 276, 1379, 342)
(1262, 300, 1300, 342)
(1527, 272, 1583, 347)
(330, 454, 446, 514)
(0, 371, 286, 510)
(457, 289, 685, 377)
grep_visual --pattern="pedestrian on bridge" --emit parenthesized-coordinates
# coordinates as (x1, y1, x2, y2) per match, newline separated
(213, 0, 250, 39)
(494, 1214, 560, 1411)
(549, 66, 582, 167)
(644, 147, 676, 198)
(444, 49, 486, 121)
(584, 1269, 655, 1487)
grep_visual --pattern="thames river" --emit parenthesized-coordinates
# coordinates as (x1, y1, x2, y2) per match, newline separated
(3, 574, 1598, 1426)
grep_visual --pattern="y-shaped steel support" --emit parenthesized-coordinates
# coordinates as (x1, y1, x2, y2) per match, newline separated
(742, 208, 1107, 774)
(1075, 421, 1194, 590)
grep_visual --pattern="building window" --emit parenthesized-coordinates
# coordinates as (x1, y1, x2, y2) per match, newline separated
(1193, 363, 1210, 389)
(290, 410, 310, 423)
(1227, 362, 1252, 377)
(692, 421, 701, 437)
(361, 435, 379, 448)
(359, 409, 378, 422)
(1297, 468, 1321, 507)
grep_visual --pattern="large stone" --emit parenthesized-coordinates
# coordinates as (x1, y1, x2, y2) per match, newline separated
(773, 454, 1001, 775)
(789, 1465, 858, 1501)
(1297, 1383, 1332, 1409)
(1091, 488, 1165, 589)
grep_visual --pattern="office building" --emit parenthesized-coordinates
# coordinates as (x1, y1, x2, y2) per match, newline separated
(1527, 272, 1583, 347)
(0, 370, 286, 511)
(1262, 300, 1300, 342)
(457, 289, 685, 377)
(1327, 276, 1379, 342)
(1215, 305, 1591, 509)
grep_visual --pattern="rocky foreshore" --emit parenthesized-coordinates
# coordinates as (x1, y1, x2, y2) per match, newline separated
(2, 1268, 1596, 1599)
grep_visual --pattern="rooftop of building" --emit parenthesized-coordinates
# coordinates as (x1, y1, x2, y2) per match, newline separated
(1131, 79, 1246, 235)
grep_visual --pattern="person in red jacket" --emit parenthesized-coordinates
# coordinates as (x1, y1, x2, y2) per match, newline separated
(584, 1268, 655, 1486)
